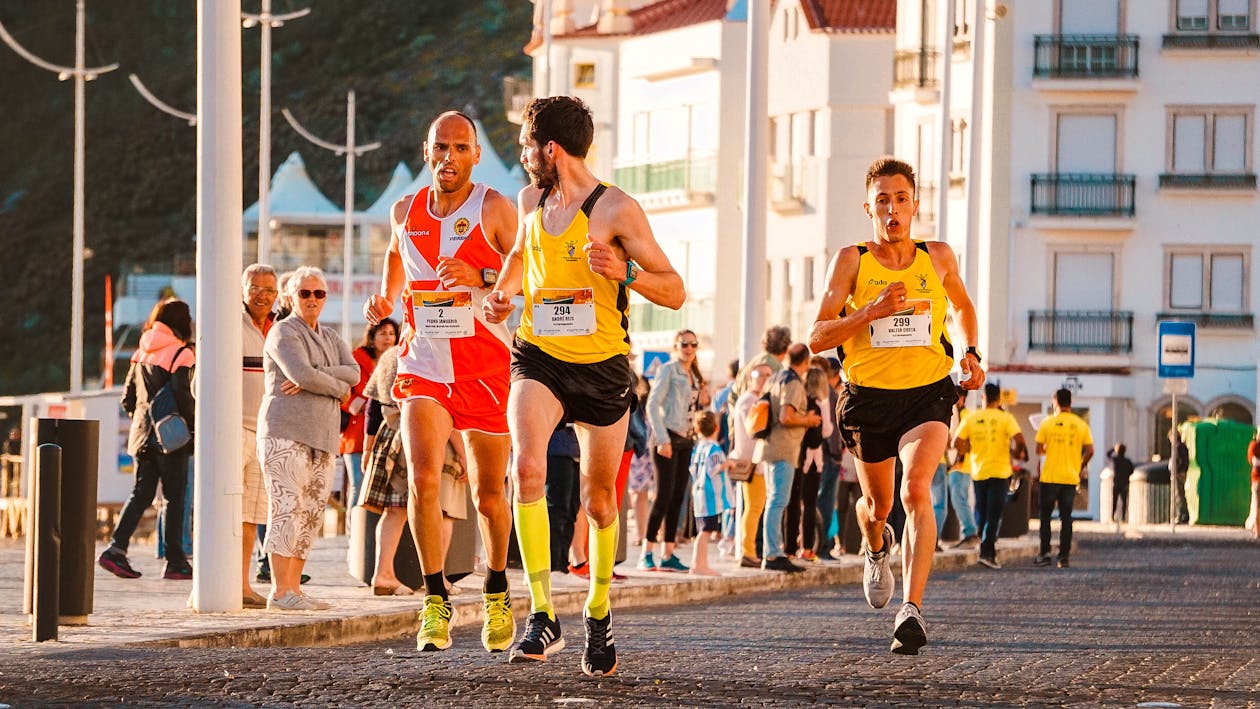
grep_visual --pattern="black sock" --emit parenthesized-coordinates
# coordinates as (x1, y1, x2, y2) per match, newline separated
(905, 601, 920, 612)
(484, 567, 508, 595)
(424, 572, 448, 601)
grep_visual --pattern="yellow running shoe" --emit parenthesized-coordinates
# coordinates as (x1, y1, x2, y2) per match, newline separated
(481, 591, 516, 653)
(417, 595, 453, 651)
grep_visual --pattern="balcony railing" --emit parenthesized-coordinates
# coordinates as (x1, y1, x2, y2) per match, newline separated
(1159, 173, 1257, 189)
(893, 49, 940, 90)
(915, 182, 937, 223)
(1033, 34, 1140, 78)
(1028, 310, 1134, 353)
(503, 75, 533, 125)
(1030, 173, 1136, 217)
(1163, 33, 1260, 49)
(613, 152, 717, 197)
(1155, 312, 1255, 329)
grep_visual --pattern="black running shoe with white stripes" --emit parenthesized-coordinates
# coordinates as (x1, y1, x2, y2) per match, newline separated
(581, 611, 617, 676)
(509, 611, 564, 663)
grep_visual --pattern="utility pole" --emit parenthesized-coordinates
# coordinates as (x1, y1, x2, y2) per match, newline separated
(936, 0, 955, 250)
(282, 92, 381, 342)
(242, 0, 310, 265)
(739, 0, 768, 364)
(0, 0, 118, 396)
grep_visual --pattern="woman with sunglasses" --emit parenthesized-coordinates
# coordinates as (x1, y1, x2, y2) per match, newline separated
(641, 329, 710, 572)
(257, 266, 360, 610)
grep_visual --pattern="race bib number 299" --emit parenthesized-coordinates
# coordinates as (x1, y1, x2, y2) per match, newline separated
(869, 299, 932, 348)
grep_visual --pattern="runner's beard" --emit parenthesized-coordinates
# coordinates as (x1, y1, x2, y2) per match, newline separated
(527, 157, 559, 189)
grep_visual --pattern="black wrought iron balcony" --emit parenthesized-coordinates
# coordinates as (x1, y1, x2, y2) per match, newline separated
(1030, 173, 1136, 217)
(1159, 173, 1257, 189)
(1028, 311, 1134, 353)
(1163, 33, 1260, 49)
(1033, 34, 1140, 78)
(1155, 312, 1254, 329)
(893, 49, 940, 90)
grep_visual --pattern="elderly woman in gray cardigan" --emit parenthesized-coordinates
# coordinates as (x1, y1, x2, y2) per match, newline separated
(258, 266, 360, 611)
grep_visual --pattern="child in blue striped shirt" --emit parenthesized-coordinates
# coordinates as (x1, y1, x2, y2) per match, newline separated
(689, 411, 732, 576)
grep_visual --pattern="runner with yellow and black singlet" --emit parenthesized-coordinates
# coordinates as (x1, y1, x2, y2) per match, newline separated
(483, 96, 684, 676)
(808, 156, 985, 656)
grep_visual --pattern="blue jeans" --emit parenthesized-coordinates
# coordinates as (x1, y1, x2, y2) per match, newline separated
(344, 452, 363, 508)
(974, 477, 1007, 558)
(930, 464, 977, 539)
(156, 459, 194, 560)
(816, 456, 841, 542)
(762, 459, 795, 559)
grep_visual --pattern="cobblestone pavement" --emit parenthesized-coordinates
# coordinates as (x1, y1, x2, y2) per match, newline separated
(2, 533, 1257, 708)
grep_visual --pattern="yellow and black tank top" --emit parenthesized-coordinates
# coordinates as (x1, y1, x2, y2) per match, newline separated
(838, 240, 953, 389)
(517, 183, 631, 364)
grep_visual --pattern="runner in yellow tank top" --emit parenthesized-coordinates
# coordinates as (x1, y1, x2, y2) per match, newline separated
(808, 157, 985, 656)
(483, 96, 684, 676)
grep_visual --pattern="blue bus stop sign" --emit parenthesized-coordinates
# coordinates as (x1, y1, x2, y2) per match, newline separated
(1157, 321, 1196, 379)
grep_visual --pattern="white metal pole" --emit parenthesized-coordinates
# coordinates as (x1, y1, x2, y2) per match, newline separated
(194, 0, 244, 613)
(542, 0, 553, 97)
(257, 0, 272, 264)
(936, 0, 955, 246)
(342, 91, 356, 343)
(70, 0, 86, 396)
(739, 0, 768, 363)
(963, 0, 987, 293)
(1169, 395, 1179, 531)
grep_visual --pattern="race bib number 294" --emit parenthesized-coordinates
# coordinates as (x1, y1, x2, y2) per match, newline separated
(532, 288, 595, 336)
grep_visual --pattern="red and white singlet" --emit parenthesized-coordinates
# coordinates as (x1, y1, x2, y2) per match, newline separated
(394, 183, 510, 384)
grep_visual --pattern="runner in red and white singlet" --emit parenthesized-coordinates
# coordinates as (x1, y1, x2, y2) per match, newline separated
(363, 111, 518, 654)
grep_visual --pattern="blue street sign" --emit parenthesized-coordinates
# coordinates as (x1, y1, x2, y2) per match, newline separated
(641, 350, 670, 379)
(1157, 321, 1196, 379)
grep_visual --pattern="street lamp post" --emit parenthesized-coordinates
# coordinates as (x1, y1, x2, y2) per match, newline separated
(282, 92, 381, 342)
(0, 0, 118, 396)
(242, 0, 310, 265)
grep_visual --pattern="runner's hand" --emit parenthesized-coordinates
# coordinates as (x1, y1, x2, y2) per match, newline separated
(363, 294, 393, 325)
(583, 235, 623, 282)
(436, 256, 478, 288)
(483, 291, 515, 324)
(865, 282, 908, 320)
(959, 351, 985, 390)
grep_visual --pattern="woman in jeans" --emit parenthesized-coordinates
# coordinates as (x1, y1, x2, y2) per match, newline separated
(258, 266, 360, 610)
(98, 299, 196, 581)
(641, 329, 709, 572)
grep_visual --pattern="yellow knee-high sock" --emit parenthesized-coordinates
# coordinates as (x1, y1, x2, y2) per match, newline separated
(584, 516, 618, 621)
(513, 497, 554, 618)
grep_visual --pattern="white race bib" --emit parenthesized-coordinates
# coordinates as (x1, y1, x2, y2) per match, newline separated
(869, 299, 932, 348)
(411, 290, 475, 338)
(531, 288, 595, 336)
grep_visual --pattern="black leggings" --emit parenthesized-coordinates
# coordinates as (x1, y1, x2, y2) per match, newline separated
(646, 431, 693, 544)
(112, 450, 189, 566)
(785, 465, 821, 557)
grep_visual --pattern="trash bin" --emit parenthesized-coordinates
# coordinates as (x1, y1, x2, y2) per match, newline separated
(1128, 462, 1170, 525)
(1000, 466, 1031, 537)
(23, 418, 98, 624)
(1183, 418, 1255, 526)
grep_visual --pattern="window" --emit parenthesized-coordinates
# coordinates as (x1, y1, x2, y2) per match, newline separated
(1176, 0, 1252, 31)
(803, 256, 815, 301)
(954, 0, 971, 43)
(1166, 247, 1250, 313)
(1167, 106, 1253, 175)
(573, 63, 596, 89)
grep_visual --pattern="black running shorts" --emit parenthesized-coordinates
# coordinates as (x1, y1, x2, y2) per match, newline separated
(510, 337, 633, 427)
(837, 375, 955, 463)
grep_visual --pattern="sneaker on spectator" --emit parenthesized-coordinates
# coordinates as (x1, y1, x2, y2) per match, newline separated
(637, 551, 655, 571)
(890, 603, 928, 655)
(762, 556, 804, 574)
(162, 563, 193, 581)
(1033, 554, 1053, 567)
(267, 590, 326, 611)
(417, 595, 453, 651)
(481, 591, 515, 653)
(656, 554, 689, 573)
(816, 549, 835, 562)
(581, 610, 617, 676)
(568, 561, 590, 579)
(1056, 556, 1070, 568)
(509, 611, 564, 663)
(739, 555, 762, 568)
(950, 535, 980, 549)
(98, 548, 141, 579)
(800, 549, 817, 562)
(298, 592, 331, 610)
(977, 555, 1001, 570)
(862, 525, 895, 609)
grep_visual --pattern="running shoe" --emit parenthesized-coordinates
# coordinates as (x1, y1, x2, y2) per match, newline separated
(581, 610, 617, 677)
(509, 611, 564, 663)
(568, 562, 590, 579)
(800, 549, 817, 562)
(98, 549, 141, 579)
(162, 563, 193, 581)
(656, 555, 690, 573)
(977, 555, 1001, 570)
(297, 592, 331, 610)
(862, 525, 895, 609)
(1056, 557, 1070, 568)
(637, 552, 656, 571)
(890, 602, 928, 655)
(267, 590, 328, 611)
(481, 591, 515, 653)
(417, 595, 453, 651)
(1033, 554, 1053, 567)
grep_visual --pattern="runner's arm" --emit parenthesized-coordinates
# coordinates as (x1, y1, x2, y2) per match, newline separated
(809, 246, 903, 354)
(927, 241, 984, 389)
(365, 197, 410, 325)
(590, 191, 685, 310)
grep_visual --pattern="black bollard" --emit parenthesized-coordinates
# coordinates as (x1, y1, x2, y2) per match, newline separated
(33, 443, 62, 642)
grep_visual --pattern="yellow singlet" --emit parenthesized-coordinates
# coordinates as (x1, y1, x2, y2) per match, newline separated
(839, 241, 953, 389)
(517, 183, 631, 364)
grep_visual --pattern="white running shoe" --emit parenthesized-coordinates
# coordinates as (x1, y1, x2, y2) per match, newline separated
(862, 525, 896, 609)
(267, 590, 329, 611)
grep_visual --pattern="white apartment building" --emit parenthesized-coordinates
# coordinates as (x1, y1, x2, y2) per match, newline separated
(892, 0, 1260, 517)
(515, 0, 895, 375)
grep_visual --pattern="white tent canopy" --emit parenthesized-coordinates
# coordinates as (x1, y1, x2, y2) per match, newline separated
(365, 161, 414, 219)
(243, 151, 341, 227)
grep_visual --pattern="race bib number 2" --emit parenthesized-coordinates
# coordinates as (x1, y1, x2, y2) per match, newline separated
(869, 299, 932, 348)
(532, 288, 595, 336)
(411, 291, 475, 338)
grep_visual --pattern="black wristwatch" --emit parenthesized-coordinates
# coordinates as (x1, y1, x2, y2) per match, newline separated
(481, 268, 499, 288)
(964, 346, 982, 364)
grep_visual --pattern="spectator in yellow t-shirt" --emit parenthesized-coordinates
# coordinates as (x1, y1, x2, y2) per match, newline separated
(1033, 388, 1094, 568)
(954, 383, 1027, 568)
